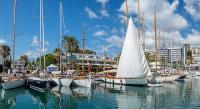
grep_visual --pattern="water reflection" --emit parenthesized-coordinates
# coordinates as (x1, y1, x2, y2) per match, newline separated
(0, 87, 25, 109)
(71, 87, 91, 99)
(28, 88, 50, 106)
(0, 78, 200, 109)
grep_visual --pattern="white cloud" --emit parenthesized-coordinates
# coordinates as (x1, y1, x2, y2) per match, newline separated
(144, 29, 200, 50)
(0, 39, 6, 44)
(100, 9, 109, 17)
(118, 14, 126, 24)
(93, 30, 108, 36)
(111, 27, 118, 34)
(31, 35, 39, 46)
(96, 0, 109, 7)
(24, 50, 39, 59)
(84, 7, 99, 19)
(144, 29, 185, 49)
(184, 30, 200, 46)
(96, 0, 109, 17)
(106, 35, 124, 48)
(184, 0, 200, 20)
(118, 0, 188, 31)
(45, 41, 49, 46)
(31, 35, 50, 47)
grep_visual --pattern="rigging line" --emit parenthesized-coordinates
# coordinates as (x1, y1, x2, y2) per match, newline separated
(32, 0, 39, 19)
(6, 0, 13, 35)
(52, 5, 60, 46)
(31, 0, 39, 42)
(44, 0, 50, 20)
(61, 7, 67, 34)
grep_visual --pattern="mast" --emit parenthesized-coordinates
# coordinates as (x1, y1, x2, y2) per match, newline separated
(138, 0, 140, 39)
(163, 32, 165, 74)
(40, 0, 42, 71)
(82, 31, 85, 73)
(59, 1, 63, 71)
(158, 25, 161, 67)
(171, 28, 173, 67)
(154, 10, 157, 74)
(125, 0, 129, 30)
(39, 0, 42, 71)
(39, 0, 45, 71)
(142, 12, 145, 49)
(104, 48, 107, 71)
(13, 0, 16, 69)
(42, 0, 45, 71)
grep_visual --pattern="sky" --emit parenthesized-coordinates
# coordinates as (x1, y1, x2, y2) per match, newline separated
(0, 0, 200, 60)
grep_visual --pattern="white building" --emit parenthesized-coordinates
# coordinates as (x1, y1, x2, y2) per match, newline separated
(160, 48, 184, 64)
(193, 56, 200, 64)
(191, 47, 200, 57)
(62, 53, 116, 71)
(62, 53, 115, 65)
(14, 60, 25, 70)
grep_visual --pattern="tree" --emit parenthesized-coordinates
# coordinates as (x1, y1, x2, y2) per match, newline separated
(53, 48, 61, 64)
(187, 50, 192, 64)
(36, 53, 56, 68)
(20, 54, 29, 67)
(114, 52, 121, 64)
(0, 45, 11, 72)
(78, 49, 96, 54)
(45, 53, 57, 66)
(63, 36, 79, 53)
(63, 36, 79, 69)
(145, 52, 154, 62)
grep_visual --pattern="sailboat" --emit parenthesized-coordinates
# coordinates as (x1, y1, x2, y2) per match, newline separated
(149, 17, 186, 83)
(104, 17, 148, 86)
(28, 0, 51, 92)
(72, 31, 92, 88)
(1, 0, 25, 90)
(51, 1, 73, 87)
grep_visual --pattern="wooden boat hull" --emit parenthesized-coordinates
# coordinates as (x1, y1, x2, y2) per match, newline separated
(51, 78, 73, 86)
(2, 79, 25, 90)
(103, 77, 147, 86)
(73, 78, 92, 88)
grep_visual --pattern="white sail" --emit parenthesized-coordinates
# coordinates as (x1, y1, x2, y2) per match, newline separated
(116, 17, 148, 78)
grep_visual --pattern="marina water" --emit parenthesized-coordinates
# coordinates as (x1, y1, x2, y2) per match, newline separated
(0, 77, 200, 109)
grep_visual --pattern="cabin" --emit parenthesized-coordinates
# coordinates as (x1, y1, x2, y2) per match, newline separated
(14, 60, 26, 70)
(47, 64, 59, 73)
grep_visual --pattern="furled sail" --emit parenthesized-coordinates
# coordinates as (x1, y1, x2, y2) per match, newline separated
(116, 17, 148, 78)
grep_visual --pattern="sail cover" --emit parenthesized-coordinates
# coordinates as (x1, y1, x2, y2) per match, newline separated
(116, 17, 148, 78)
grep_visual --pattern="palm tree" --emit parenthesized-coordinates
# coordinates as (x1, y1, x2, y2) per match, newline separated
(63, 36, 79, 70)
(0, 45, 11, 72)
(53, 48, 61, 65)
(20, 54, 29, 67)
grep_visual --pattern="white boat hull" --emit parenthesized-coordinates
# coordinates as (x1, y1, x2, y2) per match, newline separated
(73, 79, 92, 88)
(103, 77, 147, 86)
(2, 79, 25, 90)
(94, 77, 105, 81)
(154, 75, 185, 83)
(51, 78, 73, 86)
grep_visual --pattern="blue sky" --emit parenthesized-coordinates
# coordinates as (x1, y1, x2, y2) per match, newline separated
(0, 0, 200, 59)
